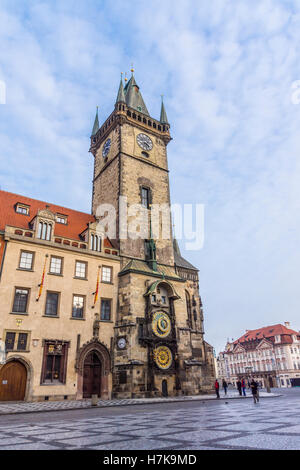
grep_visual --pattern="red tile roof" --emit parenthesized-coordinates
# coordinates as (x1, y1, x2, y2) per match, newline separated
(0, 190, 113, 247)
(234, 323, 299, 345)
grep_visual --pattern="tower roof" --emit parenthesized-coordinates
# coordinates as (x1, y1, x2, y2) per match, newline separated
(173, 238, 198, 271)
(160, 98, 169, 124)
(91, 107, 99, 136)
(116, 75, 125, 103)
(124, 74, 149, 116)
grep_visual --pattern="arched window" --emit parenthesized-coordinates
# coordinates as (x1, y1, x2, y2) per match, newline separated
(90, 233, 102, 252)
(46, 224, 52, 241)
(38, 222, 43, 238)
(38, 222, 52, 241)
(42, 223, 47, 240)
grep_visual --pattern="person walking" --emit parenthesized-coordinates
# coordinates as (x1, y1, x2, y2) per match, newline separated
(241, 378, 246, 397)
(237, 379, 242, 396)
(222, 379, 228, 396)
(250, 379, 259, 404)
(215, 379, 220, 399)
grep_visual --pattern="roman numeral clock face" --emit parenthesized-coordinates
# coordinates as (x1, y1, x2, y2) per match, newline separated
(137, 133, 153, 151)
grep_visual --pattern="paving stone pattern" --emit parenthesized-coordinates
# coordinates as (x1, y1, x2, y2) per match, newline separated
(0, 394, 299, 450)
(0, 390, 278, 415)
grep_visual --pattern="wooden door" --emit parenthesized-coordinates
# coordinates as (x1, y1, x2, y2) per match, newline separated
(83, 352, 102, 398)
(0, 361, 27, 401)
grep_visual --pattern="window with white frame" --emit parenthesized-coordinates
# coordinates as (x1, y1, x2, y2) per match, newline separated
(56, 214, 67, 224)
(16, 203, 30, 215)
(50, 256, 62, 274)
(75, 261, 87, 278)
(101, 266, 112, 283)
(72, 295, 85, 318)
(19, 251, 34, 270)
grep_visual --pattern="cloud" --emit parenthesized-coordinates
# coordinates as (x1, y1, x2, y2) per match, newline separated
(1, 0, 300, 352)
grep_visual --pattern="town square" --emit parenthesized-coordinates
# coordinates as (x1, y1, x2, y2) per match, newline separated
(1, 0, 300, 455)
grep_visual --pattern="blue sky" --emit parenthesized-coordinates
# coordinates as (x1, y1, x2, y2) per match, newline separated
(1, 0, 300, 353)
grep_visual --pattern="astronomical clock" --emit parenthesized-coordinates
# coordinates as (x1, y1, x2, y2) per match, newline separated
(137, 283, 178, 377)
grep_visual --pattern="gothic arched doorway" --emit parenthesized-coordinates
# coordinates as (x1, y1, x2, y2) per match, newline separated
(83, 351, 102, 398)
(76, 339, 111, 400)
(0, 360, 27, 401)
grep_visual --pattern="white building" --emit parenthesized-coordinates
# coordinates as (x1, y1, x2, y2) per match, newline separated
(217, 322, 300, 388)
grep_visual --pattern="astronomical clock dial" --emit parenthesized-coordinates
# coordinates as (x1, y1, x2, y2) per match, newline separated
(152, 311, 171, 338)
(154, 345, 173, 370)
(117, 337, 126, 350)
(102, 138, 111, 158)
(137, 133, 153, 151)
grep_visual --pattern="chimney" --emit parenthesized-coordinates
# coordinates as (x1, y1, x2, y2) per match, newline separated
(284, 322, 290, 328)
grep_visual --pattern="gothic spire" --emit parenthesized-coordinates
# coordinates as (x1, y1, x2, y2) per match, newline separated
(91, 107, 99, 136)
(160, 96, 169, 124)
(124, 70, 150, 116)
(116, 74, 125, 103)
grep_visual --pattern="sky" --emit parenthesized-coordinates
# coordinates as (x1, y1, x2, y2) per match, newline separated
(1, 0, 300, 353)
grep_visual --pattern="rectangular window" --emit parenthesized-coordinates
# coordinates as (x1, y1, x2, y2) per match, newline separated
(101, 266, 112, 283)
(49, 256, 62, 274)
(56, 215, 67, 224)
(5, 332, 16, 351)
(12, 288, 29, 313)
(17, 333, 28, 351)
(75, 261, 87, 278)
(72, 295, 84, 318)
(101, 299, 111, 321)
(5, 331, 29, 351)
(16, 204, 29, 215)
(141, 187, 150, 209)
(19, 251, 34, 270)
(45, 292, 59, 316)
(41, 341, 68, 384)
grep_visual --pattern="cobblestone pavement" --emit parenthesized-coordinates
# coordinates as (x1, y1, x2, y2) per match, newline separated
(0, 389, 299, 450)
(0, 390, 278, 415)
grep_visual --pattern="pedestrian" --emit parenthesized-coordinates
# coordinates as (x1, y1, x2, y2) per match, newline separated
(215, 379, 220, 399)
(250, 379, 259, 404)
(222, 379, 228, 396)
(237, 379, 242, 396)
(241, 378, 246, 396)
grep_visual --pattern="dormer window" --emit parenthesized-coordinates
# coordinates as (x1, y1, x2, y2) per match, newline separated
(56, 214, 67, 224)
(90, 233, 102, 252)
(38, 222, 52, 241)
(16, 203, 30, 215)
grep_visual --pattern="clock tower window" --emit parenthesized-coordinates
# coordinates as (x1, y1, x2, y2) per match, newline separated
(141, 187, 151, 209)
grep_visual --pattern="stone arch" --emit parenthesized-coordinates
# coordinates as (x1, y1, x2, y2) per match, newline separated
(5, 355, 34, 401)
(75, 338, 111, 400)
(144, 280, 180, 300)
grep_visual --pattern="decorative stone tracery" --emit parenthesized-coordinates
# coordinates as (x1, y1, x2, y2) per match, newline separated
(75, 338, 111, 400)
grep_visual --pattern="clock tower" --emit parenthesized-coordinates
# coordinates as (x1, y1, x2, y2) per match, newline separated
(89, 72, 215, 398)
(90, 71, 174, 266)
